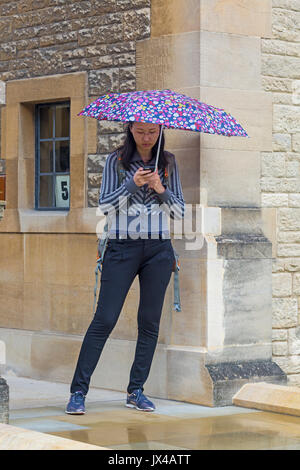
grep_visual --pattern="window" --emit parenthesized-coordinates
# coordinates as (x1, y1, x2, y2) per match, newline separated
(35, 102, 70, 210)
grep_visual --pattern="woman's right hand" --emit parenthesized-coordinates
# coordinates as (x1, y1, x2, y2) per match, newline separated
(133, 168, 153, 187)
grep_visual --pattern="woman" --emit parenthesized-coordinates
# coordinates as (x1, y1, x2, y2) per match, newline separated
(66, 121, 185, 414)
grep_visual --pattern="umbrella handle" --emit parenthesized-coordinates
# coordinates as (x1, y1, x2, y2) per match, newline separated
(154, 125, 164, 172)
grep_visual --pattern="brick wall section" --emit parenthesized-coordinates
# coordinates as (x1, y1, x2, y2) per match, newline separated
(0, 0, 151, 207)
(261, 0, 300, 385)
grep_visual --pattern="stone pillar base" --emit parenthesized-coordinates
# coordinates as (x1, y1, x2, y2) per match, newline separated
(206, 360, 287, 407)
(0, 377, 9, 424)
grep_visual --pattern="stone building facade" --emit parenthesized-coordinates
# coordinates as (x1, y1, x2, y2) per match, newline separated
(261, 0, 300, 385)
(0, 0, 150, 206)
(0, 0, 299, 405)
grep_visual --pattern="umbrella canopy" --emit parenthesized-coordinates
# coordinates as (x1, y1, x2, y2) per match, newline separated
(78, 89, 248, 138)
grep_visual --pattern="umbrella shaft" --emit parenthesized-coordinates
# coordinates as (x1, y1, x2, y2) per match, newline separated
(155, 125, 163, 172)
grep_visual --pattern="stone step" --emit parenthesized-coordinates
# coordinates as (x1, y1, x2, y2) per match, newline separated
(0, 423, 108, 450)
(233, 382, 300, 417)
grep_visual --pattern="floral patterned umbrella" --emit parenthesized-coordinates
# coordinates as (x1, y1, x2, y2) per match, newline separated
(78, 89, 249, 169)
(79, 89, 248, 136)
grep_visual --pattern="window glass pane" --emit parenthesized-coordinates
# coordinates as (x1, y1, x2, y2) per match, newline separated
(55, 104, 70, 138)
(55, 175, 70, 208)
(40, 106, 53, 139)
(39, 175, 53, 208)
(40, 141, 53, 173)
(55, 141, 70, 172)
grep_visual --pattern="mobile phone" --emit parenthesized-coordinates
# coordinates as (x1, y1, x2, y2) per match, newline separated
(143, 165, 155, 172)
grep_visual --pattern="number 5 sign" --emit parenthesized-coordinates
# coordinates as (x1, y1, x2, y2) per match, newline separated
(55, 175, 70, 208)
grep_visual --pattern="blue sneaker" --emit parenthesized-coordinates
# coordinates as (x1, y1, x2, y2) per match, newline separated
(126, 389, 156, 412)
(65, 391, 86, 415)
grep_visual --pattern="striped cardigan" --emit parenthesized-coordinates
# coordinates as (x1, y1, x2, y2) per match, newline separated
(99, 150, 185, 238)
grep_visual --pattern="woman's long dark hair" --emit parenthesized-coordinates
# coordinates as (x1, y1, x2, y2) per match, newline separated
(117, 123, 171, 170)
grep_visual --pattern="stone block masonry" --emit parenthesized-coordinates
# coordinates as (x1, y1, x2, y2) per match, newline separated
(0, 0, 151, 208)
(0, 378, 8, 424)
(262, 0, 300, 385)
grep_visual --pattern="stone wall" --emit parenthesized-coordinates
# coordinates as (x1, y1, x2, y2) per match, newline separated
(261, 0, 300, 385)
(0, 0, 151, 207)
(0, 147, 4, 220)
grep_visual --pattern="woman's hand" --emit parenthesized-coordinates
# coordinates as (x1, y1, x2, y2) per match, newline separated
(147, 170, 165, 194)
(133, 168, 165, 193)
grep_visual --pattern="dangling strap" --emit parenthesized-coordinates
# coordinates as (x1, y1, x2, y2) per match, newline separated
(173, 252, 181, 312)
(164, 163, 182, 313)
(93, 221, 110, 313)
(93, 261, 101, 313)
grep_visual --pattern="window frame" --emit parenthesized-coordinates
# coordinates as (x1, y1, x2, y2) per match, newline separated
(35, 101, 71, 211)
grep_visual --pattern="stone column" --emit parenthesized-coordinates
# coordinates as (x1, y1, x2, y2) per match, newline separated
(136, 0, 287, 405)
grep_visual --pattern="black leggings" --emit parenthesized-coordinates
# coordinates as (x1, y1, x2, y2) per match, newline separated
(70, 237, 175, 395)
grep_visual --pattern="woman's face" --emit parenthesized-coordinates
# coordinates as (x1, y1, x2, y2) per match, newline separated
(130, 122, 160, 152)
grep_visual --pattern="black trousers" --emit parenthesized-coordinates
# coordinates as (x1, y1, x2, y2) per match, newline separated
(70, 236, 175, 395)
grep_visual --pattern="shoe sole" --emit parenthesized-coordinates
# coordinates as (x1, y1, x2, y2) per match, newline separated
(65, 410, 85, 415)
(126, 403, 155, 412)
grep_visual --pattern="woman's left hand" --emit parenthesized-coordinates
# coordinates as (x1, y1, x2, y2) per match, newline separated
(147, 170, 166, 194)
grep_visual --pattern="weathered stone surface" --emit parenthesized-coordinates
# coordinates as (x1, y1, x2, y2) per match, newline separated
(262, 76, 293, 93)
(262, 54, 300, 79)
(288, 327, 300, 354)
(279, 208, 300, 230)
(0, 160, 5, 174)
(222, 256, 273, 346)
(216, 234, 272, 259)
(275, 355, 300, 376)
(87, 154, 106, 173)
(286, 160, 299, 176)
(0, 423, 107, 450)
(261, 152, 286, 177)
(273, 342, 288, 355)
(261, 176, 300, 193)
(0, 202, 5, 220)
(200, 0, 272, 37)
(98, 121, 126, 134)
(123, 8, 150, 41)
(273, 0, 300, 11)
(277, 230, 300, 242)
(274, 105, 300, 133)
(119, 66, 136, 92)
(289, 193, 300, 206)
(262, 38, 300, 57)
(272, 273, 292, 297)
(200, 32, 261, 90)
(207, 361, 286, 407)
(292, 133, 300, 152)
(273, 133, 291, 152)
(272, 8, 300, 42)
(272, 297, 298, 328)
(0, 377, 8, 424)
(261, 193, 288, 207)
(0, 2, 151, 203)
(97, 132, 125, 154)
(273, 329, 288, 341)
(88, 68, 119, 96)
(87, 173, 101, 189)
(233, 382, 300, 417)
(277, 243, 300, 257)
(220, 209, 266, 236)
(284, 259, 300, 272)
(200, 149, 261, 207)
(87, 188, 100, 207)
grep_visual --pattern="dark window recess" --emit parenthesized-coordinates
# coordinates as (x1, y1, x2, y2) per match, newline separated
(35, 102, 70, 210)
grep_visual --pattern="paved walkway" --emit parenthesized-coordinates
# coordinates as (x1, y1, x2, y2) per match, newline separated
(3, 373, 300, 450)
